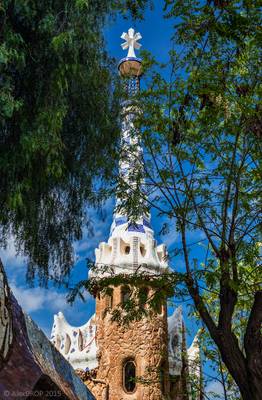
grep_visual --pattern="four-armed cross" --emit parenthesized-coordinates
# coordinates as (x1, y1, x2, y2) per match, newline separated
(121, 28, 142, 58)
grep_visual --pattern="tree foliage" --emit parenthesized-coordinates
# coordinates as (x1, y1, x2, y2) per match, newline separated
(0, 0, 121, 284)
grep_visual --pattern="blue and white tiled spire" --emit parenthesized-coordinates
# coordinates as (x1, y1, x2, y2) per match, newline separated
(91, 28, 168, 277)
(110, 98, 151, 238)
(110, 28, 148, 238)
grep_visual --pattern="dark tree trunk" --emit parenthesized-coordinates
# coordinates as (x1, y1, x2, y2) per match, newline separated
(217, 334, 262, 400)
(215, 331, 253, 400)
(244, 290, 262, 400)
(211, 291, 262, 400)
(187, 277, 262, 400)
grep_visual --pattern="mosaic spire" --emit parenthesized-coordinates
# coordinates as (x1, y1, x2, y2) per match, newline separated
(110, 28, 147, 237)
(91, 29, 168, 277)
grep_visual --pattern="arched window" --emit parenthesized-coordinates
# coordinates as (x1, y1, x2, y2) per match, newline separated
(140, 244, 146, 256)
(156, 300, 163, 315)
(139, 287, 149, 308)
(125, 245, 130, 254)
(64, 333, 71, 355)
(54, 334, 61, 350)
(108, 293, 113, 309)
(78, 330, 83, 351)
(123, 359, 136, 393)
(121, 286, 131, 304)
(172, 333, 179, 349)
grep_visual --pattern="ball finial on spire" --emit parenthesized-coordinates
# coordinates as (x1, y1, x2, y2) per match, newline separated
(118, 27, 143, 78)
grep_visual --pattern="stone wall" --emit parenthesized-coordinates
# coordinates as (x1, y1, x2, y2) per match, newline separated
(85, 286, 170, 400)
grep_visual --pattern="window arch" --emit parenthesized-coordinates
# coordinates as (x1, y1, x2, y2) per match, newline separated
(64, 333, 71, 355)
(125, 245, 130, 254)
(172, 333, 179, 349)
(54, 334, 61, 350)
(139, 287, 149, 308)
(155, 295, 165, 315)
(140, 244, 146, 257)
(123, 359, 136, 393)
(78, 330, 83, 351)
(121, 286, 131, 304)
(108, 292, 113, 309)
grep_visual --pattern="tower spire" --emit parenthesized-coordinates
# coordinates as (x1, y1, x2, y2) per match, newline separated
(112, 27, 145, 235)
(91, 28, 168, 277)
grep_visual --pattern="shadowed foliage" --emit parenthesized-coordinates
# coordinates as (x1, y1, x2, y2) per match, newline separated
(0, 0, 122, 284)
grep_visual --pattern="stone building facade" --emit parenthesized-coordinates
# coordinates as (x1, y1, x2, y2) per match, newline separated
(51, 28, 201, 400)
(88, 286, 169, 400)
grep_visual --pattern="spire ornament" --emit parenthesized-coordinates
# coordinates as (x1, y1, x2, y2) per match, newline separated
(118, 28, 143, 79)
(121, 28, 142, 58)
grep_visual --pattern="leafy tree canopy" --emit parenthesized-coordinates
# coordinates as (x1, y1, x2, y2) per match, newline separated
(0, 0, 122, 285)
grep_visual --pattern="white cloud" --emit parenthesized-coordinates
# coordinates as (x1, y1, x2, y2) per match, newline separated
(10, 283, 69, 313)
(206, 381, 224, 399)
(74, 240, 90, 254)
(0, 237, 26, 269)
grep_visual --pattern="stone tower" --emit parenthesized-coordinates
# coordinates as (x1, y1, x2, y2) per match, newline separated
(51, 28, 201, 400)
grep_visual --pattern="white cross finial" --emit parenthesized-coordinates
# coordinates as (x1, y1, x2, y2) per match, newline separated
(121, 28, 142, 58)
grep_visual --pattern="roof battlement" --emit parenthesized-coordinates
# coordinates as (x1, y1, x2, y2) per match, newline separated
(51, 312, 98, 372)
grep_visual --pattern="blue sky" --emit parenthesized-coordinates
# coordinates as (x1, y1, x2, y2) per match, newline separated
(104, 3, 174, 63)
(1, 3, 223, 398)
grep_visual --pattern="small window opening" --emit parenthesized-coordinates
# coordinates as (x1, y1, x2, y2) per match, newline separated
(55, 335, 61, 350)
(123, 360, 136, 393)
(140, 245, 146, 257)
(125, 246, 130, 254)
(122, 286, 131, 304)
(108, 294, 113, 309)
(172, 333, 179, 349)
(139, 287, 149, 308)
(78, 330, 83, 351)
(156, 301, 163, 315)
(64, 333, 71, 355)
